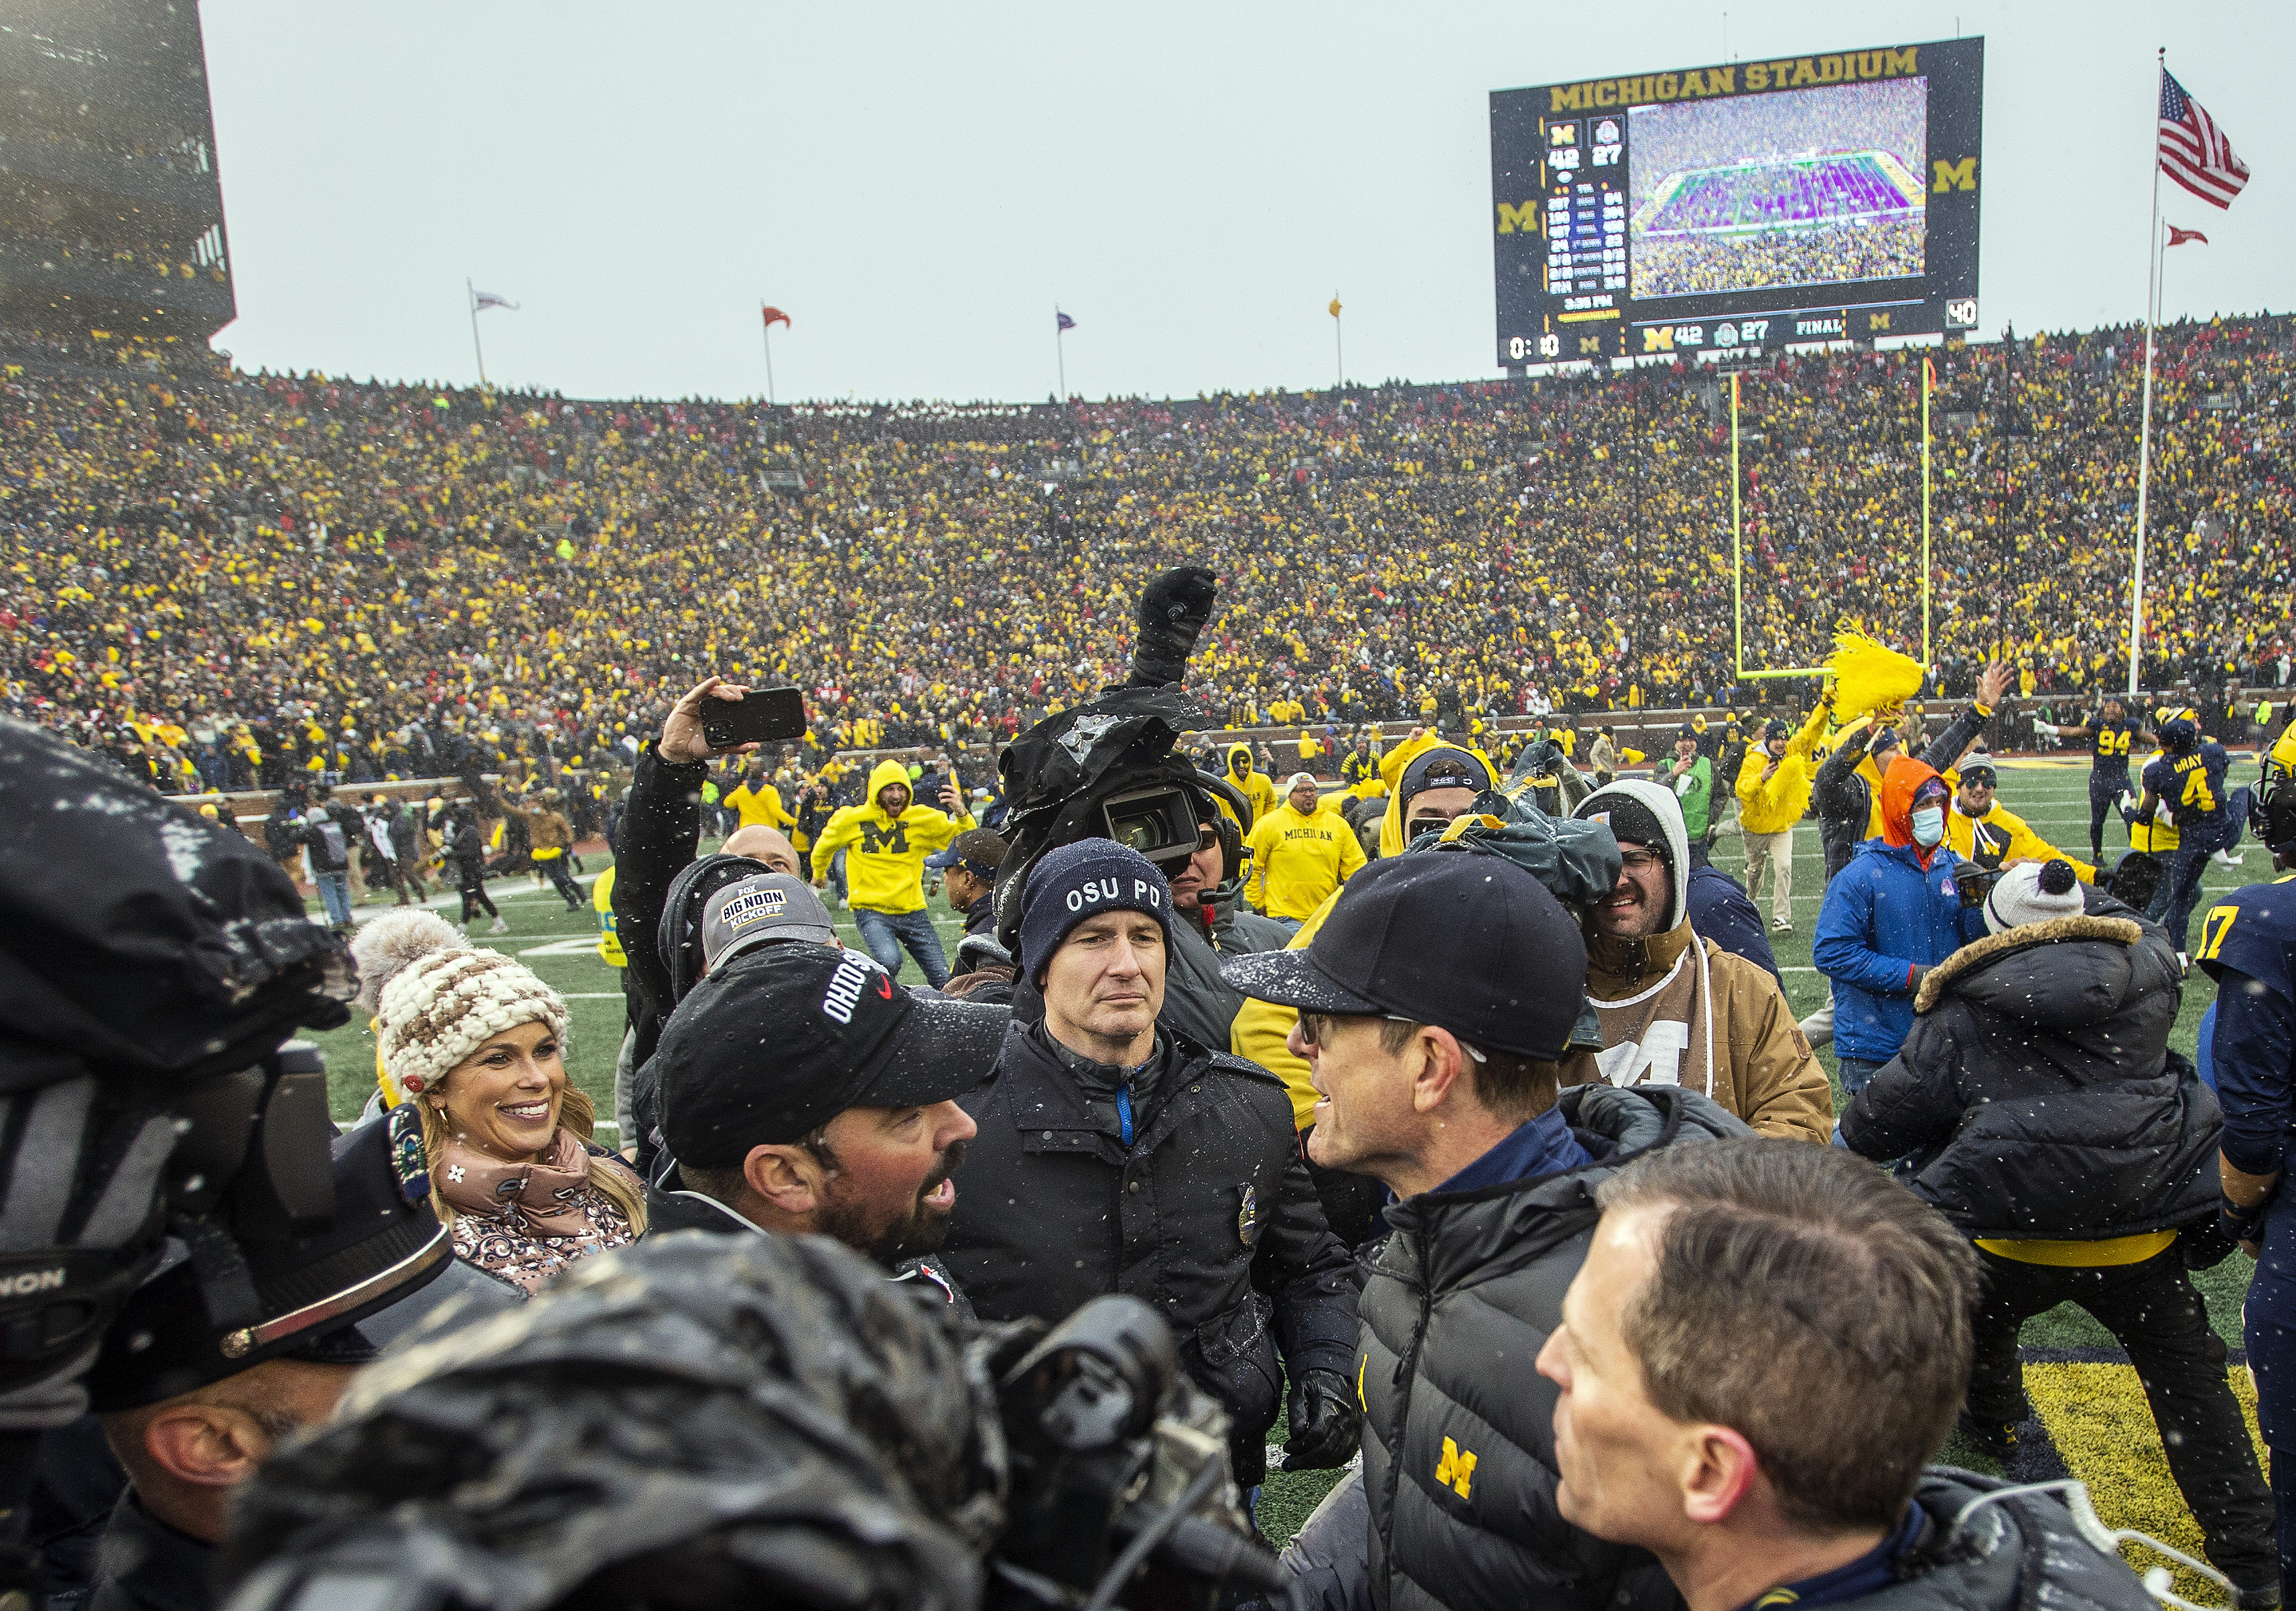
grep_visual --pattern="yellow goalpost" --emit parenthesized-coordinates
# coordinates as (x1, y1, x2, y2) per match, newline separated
(1729, 361, 1935, 682)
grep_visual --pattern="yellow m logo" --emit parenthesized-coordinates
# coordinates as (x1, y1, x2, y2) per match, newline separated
(1435, 1436, 1479, 1499)
(1932, 157, 1976, 192)
(1496, 201, 1539, 235)
(1641, 326, 1674, 353)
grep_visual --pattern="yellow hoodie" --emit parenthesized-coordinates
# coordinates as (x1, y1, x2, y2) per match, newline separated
(1232, 889, 1342, 1128)
(1734, 703, 1829, 836)
(807, 759, 973, 914)
(1945, 795, 2096, 884)
(1222, 743, 1280, 828)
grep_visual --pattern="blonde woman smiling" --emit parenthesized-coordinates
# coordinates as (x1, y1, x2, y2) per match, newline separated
(358, 910, 646, 1293)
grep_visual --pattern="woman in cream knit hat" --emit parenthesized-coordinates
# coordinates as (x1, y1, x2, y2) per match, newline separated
(353, 909, 645, 1293)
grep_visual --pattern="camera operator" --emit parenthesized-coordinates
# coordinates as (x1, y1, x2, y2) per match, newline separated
(66, 1118, 462, 1611)
(1534, 1139, 2161, 1611)
(942, 839, 1361, 1489)
(643, 938, 1004, 1316)
(0, 718, 369, 1604)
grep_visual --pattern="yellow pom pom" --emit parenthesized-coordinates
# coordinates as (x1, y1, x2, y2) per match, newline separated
(1826, 631, 1923, 719)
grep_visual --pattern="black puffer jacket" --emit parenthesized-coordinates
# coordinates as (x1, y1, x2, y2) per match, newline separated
(1359, 1084, 1751, 1611)
(941, 1021, 1356, 1485)
(1840, 907, 2218, 1239)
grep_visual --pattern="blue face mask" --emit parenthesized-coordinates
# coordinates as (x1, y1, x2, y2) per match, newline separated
(1911, 805, 1946, 847)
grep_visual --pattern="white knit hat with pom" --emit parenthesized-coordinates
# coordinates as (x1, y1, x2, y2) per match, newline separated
(356, 910, 568, 1104)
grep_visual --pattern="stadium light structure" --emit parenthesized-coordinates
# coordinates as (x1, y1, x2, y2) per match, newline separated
(1729, 361, 1936, 684)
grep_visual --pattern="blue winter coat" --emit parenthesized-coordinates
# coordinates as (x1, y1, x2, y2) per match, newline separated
(1813, 836, 1984, 1064)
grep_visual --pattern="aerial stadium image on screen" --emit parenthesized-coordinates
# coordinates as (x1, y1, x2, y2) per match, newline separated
(1628, 78, 1927, 300)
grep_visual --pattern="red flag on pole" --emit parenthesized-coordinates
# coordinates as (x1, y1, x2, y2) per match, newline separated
(761, 306, 791, 330)
(2165, 225, 2209, 247)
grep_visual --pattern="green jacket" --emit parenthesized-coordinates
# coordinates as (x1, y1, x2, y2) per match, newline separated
(1670, 755, 1712, 838)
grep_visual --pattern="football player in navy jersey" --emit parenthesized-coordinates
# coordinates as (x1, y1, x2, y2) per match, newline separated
(2206, 734, 2296, 1604)
(2137, 711, 2236, 957)
(2035, 694, 2152, 865)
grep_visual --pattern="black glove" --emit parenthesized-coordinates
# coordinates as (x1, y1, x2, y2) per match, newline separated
(1131, 565, 1218, 688)
(1280, 1366, 1360, 1472)
(2223, 1193, 2267, 1246)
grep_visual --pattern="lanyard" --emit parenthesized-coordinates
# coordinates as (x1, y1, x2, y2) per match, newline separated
(1118, 1083, 1134, 1147)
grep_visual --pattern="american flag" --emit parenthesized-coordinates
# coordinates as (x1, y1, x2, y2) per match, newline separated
(2158, 70, 2248, 210)
(1055, 310, 1077, 332)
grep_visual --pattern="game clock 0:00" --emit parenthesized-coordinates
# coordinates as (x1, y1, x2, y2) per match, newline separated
(1489, 36, 1983, 369)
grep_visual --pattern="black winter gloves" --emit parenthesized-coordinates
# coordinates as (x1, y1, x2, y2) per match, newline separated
(1280, 1366, 1361, 1471)
(1130, 566, 1218, 689)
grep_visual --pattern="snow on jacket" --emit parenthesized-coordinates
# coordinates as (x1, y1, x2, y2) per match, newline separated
(1356, 1085, 1748, 1611)
(1840, 905, 2219, 1240)
(1812, 757, 1984, 1066)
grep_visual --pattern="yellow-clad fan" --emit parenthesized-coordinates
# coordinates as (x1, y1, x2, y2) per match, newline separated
(724, 764, 796, 835)
(1734, 702, 1828, 933)
(1245, 773, 1366, 922)
(1944, 757, 2096, 883)
(807, 758, 975, 987)
(1218, 742, 1279, 828)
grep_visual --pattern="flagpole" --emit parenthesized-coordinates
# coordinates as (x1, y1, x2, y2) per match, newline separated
(761, 312, 776, 405)
(466, 277, 487, 388)
(1055, 307, 1067, 401)
(1334, 292, 1344, 389)
(2127, 46, 2163, 699)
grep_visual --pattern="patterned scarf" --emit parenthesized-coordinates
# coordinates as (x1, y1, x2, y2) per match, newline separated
(435, 1124, 598, 1238)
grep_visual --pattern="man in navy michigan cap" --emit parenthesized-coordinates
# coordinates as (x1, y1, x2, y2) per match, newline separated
(1229, 844, 1750, 1611)
(939, 837, 1359, 1491)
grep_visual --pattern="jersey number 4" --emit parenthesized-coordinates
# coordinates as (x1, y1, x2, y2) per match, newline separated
(2196, 905, 2238, 964)
(2181, 768, 2218, 814)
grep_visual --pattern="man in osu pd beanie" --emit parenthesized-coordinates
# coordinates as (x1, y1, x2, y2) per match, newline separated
(940, 838, 1361, 1490)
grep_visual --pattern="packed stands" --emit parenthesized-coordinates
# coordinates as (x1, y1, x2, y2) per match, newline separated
(2, 314, 2291, 794)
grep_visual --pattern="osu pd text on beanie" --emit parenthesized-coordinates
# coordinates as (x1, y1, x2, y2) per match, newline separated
(1018, 838, 1174, 980)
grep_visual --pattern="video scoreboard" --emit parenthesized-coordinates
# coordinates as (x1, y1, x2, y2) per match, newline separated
(1490, 37, 1982, 369)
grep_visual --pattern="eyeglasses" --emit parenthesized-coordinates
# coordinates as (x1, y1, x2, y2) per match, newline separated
(1617, 848, 1665, 872)
(1297, 1011, 1486, 1064)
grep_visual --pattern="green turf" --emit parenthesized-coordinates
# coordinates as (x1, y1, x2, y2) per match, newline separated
(301, 760, 2269, 1543)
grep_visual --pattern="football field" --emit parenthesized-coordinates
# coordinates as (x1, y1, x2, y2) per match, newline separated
(303, 759, 2271, 1568)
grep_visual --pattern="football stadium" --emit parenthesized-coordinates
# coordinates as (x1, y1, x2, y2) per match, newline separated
(3, 7, 2293, 1610)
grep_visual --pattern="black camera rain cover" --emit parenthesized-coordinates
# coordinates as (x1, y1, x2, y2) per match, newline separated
(0, 718, 354, 1096)
(1429, 787, 1622, 908)
(992, 684, 1211, 952)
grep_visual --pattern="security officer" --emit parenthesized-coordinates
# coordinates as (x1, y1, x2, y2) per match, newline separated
(2210, 737, 2296, 1604)
(940, 838, 1359, 1489)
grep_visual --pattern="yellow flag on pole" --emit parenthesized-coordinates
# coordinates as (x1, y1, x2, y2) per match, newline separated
(1329, 296, 1343, 318)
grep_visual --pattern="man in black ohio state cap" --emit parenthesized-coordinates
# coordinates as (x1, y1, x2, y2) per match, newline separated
(643, 942, 1006, 1315)
(940, 838, 1361, 1491)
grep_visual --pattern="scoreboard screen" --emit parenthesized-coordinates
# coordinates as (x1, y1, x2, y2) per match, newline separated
(1491, 38, 1982, 369)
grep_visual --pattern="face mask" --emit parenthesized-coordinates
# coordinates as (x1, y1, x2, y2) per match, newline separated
(1911, 805, 1946, 847)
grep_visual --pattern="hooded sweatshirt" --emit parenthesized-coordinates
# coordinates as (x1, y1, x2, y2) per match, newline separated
(1223, 743, 1279, 828)
(1564, 780, 1832, 1143)
(806, 758, 973, 913)
(1813, 757, 1983, 1065)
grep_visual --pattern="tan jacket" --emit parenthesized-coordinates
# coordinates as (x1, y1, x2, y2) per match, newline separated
(523, 808, 574, 853)
(1561, 920, 1834, 1145)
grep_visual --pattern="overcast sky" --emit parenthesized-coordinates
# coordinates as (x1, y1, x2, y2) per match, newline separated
(197, 1, 2292, 403)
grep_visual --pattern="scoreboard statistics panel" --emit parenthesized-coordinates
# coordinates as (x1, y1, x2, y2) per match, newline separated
(1491, 38, 1982, 369)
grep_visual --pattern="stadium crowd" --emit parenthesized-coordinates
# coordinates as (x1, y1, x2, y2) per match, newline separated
(1, 314, 2291, 798)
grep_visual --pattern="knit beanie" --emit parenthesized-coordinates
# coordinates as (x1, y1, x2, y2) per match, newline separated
(1018, 838, 1173, 981)
(1983, 858, 2086, 935)
(1587, 793, 1670, 871)
(368, 920, 569, 1104)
